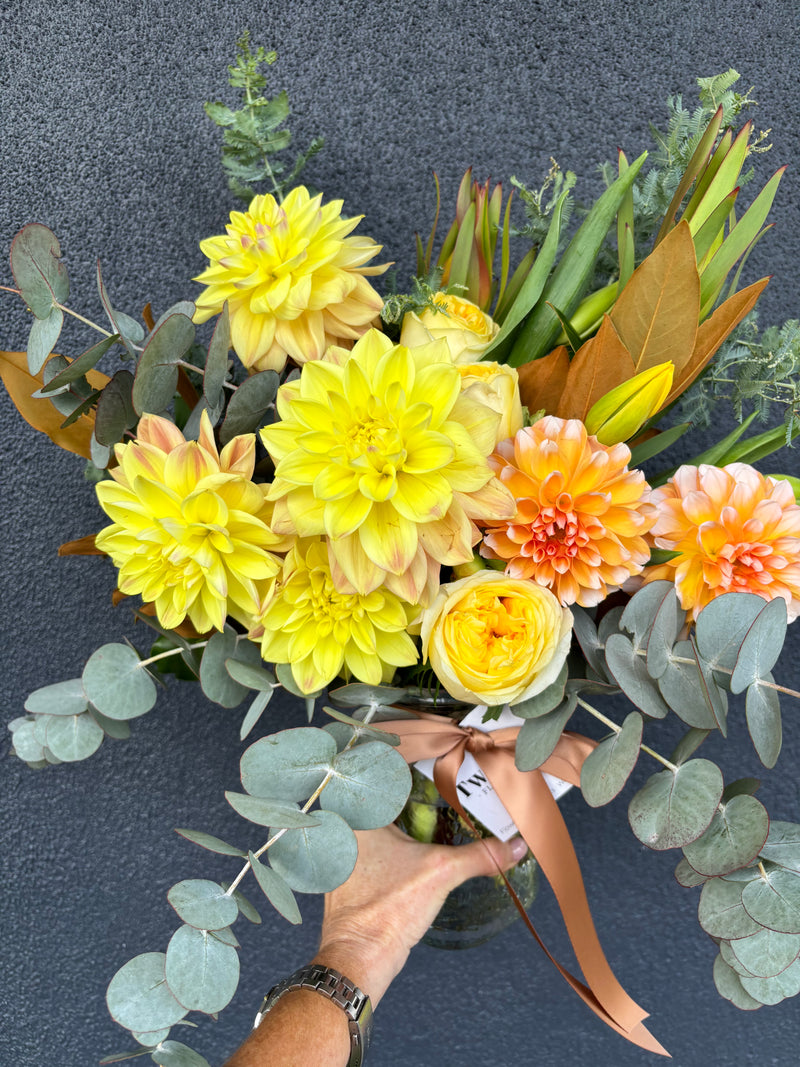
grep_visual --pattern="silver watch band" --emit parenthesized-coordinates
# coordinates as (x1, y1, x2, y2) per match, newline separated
(254, 963, 373, 1067)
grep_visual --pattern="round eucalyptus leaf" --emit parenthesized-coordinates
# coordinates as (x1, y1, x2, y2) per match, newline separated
(165, 925, 239, 1015)
(249, 852, 302, 925)
(132, 312, 195, 416)
(220, 884, 261, 925)
(657, 642, 722, 729)
(739, 957, 800, 1005)
(604, 634, 670, 719)
(698, 877, 763, 939)
(150, 1040, 212, 1067)
(224, 658, 276, 692)
(620, 580, 675, 645)
(45, 712, 105, 762)
(742, 869, 800, 933)
(24, 678, 87, 716)
(745, 677, 782, 769)
(268, 810, 358, 893)
(114, 311, 146, 345)
(89, 706, 132, 740)
(132, 1028, 170, 1047)
(580, 712, 642, 807)
(11, 720, 45, 763)
(328, 682, 409, 708)
(10, 223, 69, 318)
(43, 746, 63, 765)
(723, 777, 762, 802)
(200, 631, 262, 708)
(730, 596, 787, 694)
(32, 715, 52, 746)
(713, 953, 763, 1010)
(323, 722, 358, 752)
(569, 606, 606, 679)
(682, 794, 770, 877)
(719, 937, 754, 977)
(106, 952, 187, 1032)
(512, 662, 568, 719)
(175, 829, 246, 858)
(240, 728, 337, 802)
(695, 592, 768, 672)
(94, 369, 137, 447)
(669, 727, 711, 767)
(721, 866, 763, 884)
(321, 742, 412, 829)
(225, 792, 322, 829)
(204, 302, 230, 406)
(211, 926, 240, 948)
(83, 644, 157, 720)
(597, 605, 625, 648)
(27, 306, 64, 374)
(167, 880, 239, 931)
(240, 690, 273, 741)
(759, 822, 800, 874)
(514, 694, 577, 771)
(644, 587, 685, 679)
(731, 927, 800, 979)
(674, 857, 708, 888)
(628, 759, 723, 851)
(219, 370, 280, 444)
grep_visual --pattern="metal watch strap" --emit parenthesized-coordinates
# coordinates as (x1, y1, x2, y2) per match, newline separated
(254, 963, 373, 1067)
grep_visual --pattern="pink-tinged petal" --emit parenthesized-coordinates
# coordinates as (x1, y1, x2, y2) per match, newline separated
(357, 502, 418, 575)
(136, 413, 187, 453)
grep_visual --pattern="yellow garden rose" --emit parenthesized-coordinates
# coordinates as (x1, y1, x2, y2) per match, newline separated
(419, 570, 573, 706)
(456, 362, 523, 447)
(399, 294, 499, 363)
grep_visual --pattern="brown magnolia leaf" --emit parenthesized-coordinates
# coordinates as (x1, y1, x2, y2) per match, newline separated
(0, 350, 110, 458)
(665, 275, 770, 406)
(516, 345, 570, 415)
(557, 315, 635, 421)
(58, 534, 103, 556)
(610, 220, 700, 374)
(141, 302, 155, 332)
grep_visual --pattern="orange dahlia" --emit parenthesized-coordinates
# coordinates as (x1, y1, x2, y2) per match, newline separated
(644, 463, 800, 621)
(481, 417, 656, 606)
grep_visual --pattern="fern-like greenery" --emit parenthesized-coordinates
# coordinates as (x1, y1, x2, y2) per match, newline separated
(380, 272, 446, 331)
(509, 158, 577, 250)
(204, 32, 323, 205)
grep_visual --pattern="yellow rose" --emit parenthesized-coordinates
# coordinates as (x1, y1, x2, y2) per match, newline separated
(457, 362, 523, 447)
(419, 571, 573, 706)
(399, 294, 499, 363)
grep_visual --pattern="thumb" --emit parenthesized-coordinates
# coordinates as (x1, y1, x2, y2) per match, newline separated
(446, 835, 529, 888)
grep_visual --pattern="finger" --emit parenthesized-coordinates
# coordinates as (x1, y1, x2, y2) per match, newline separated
(446, 835, 529, 886)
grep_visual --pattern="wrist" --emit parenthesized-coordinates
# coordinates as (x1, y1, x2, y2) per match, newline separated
(314, 935, 409, 1008)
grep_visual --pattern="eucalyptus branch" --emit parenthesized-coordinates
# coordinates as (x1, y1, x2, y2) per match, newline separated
(576, 696, 678, 772)
(175, 359, 237, 391)
(137, 641, 208, 669)
(623, 646, 800, 701)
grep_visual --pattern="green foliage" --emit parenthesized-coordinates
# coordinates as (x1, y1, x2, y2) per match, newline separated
(204, 33, 323, 205)
(165, 924, 239, 1014)
(167, 880, 239, 931)
(580, 712, 643, 807)
(268, 809, 358, 893)
(509, 158, 576, 250)
(380, 273, 446, 329)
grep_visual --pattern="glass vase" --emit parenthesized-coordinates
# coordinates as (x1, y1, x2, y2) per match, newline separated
(392, 691, 539, 950)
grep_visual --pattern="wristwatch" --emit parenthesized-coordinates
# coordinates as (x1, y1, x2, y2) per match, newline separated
(254, 963, 373, 1067)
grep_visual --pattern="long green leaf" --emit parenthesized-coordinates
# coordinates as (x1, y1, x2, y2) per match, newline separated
(655, 106, 724, 245)
(686, 123, 750, 231)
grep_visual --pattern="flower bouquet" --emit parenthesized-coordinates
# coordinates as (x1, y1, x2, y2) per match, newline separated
(3, 41, 800, 1063)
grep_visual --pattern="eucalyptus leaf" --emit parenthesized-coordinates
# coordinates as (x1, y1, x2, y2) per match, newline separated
(745, 676, 782, 768)
(698, 877, 763, 939)
(97, 262, 141, 359)
(224, 659, 276, 692)
(165, 925, 239, 1014)
(24, 678, 87, 716)
(645, 587, 685, 679)
(739, 957, 800, 1005)
(225, 792, 322, 829)
(99, 1050, 154, 1064)
(181, 397, 224, 442)
(249, 852, 302, 925)
(219, 370, 279, 444)
(731, 927, 800, 979)
(33, 714, 55, 745)
(674, 857, 708, 888)
(275, 661, 323, 701)
(11, 720, 45, 763)
(569, 606, 606, 679)
(628, 759, 723, 850)
(240, 727, 337, 802)
(321, 742, 412, 829)
(200, 630, 262, 708)
(514, 694, 577, 771)
(40, 334, 118, 392)
(695, 592, 771, 673)
(132, 312, 196, 416)
(682, 794, 770, 877)
(742, 868, 800, 933)
(89, 706, 132, 740)
(268, 810, 358, 893)
(45, 711, 105, 762)
(603, 633, 670, 719)
(512, 662, 568, 718)
(669, 728, 711, 767)
(722, 778, 762, 802)
(94, 369, 137, 447)
(175, 829, 247, 858)
(580, 712, 642, 807)
(220, 884, 261, 925)
(328, 683, 409, 708)
(10, 223, 69, 318)
(620, 580, 675, 646)
(240, 690, 273, 741)
(114, 311, 145, 345)
(730, 597, 787, 694)
(83, 643, 157, 720)
(91, 432, 112, 469)
(657, 642, 723, 729)
(597, 605, 626, 647)
(27, 306, 64, 373)
(150, 1041, 212, 1067)
(321, 705, 401, 745)
(713, 954, 763, 1010)
(132, 1029, 171, 1047)
(759, 822, 800, 874)
(204, 302, 230, 409)
(167, 880, 239, 931)
(106, 953, 187, 1033)
(210, 927, 240, 949)
(719, 937, 754, 977)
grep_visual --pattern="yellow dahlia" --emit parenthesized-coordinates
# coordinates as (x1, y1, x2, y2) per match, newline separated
(260, 329, 515, 603)
(644, 463, 800, 621)
(94, 412, 285, 633)
(252, 538, 418, 694)
(481, 417, 656, 607)
(193, 186, 388, 372)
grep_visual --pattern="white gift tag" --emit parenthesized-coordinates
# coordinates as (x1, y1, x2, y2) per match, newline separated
(413, 705, 572, 843)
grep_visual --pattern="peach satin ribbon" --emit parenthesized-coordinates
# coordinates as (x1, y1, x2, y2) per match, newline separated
(373, 713, 669, 1057)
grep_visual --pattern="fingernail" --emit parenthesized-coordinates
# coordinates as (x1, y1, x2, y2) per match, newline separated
(509, 837, 528, 862)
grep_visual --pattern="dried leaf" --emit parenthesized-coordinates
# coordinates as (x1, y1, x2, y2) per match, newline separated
(610, 221, 700, 374)
(665, 276, 770, 405)
(0, 350, 109, 458)
(58, 535, 103, 556)
(516, 345, 570, 414)
(556, 316, 635, 421)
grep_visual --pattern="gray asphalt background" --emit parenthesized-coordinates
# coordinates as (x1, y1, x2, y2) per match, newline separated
(1, 2, 799, 1065)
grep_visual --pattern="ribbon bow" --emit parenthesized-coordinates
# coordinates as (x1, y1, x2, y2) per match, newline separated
(373, 712, 669, 1057)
